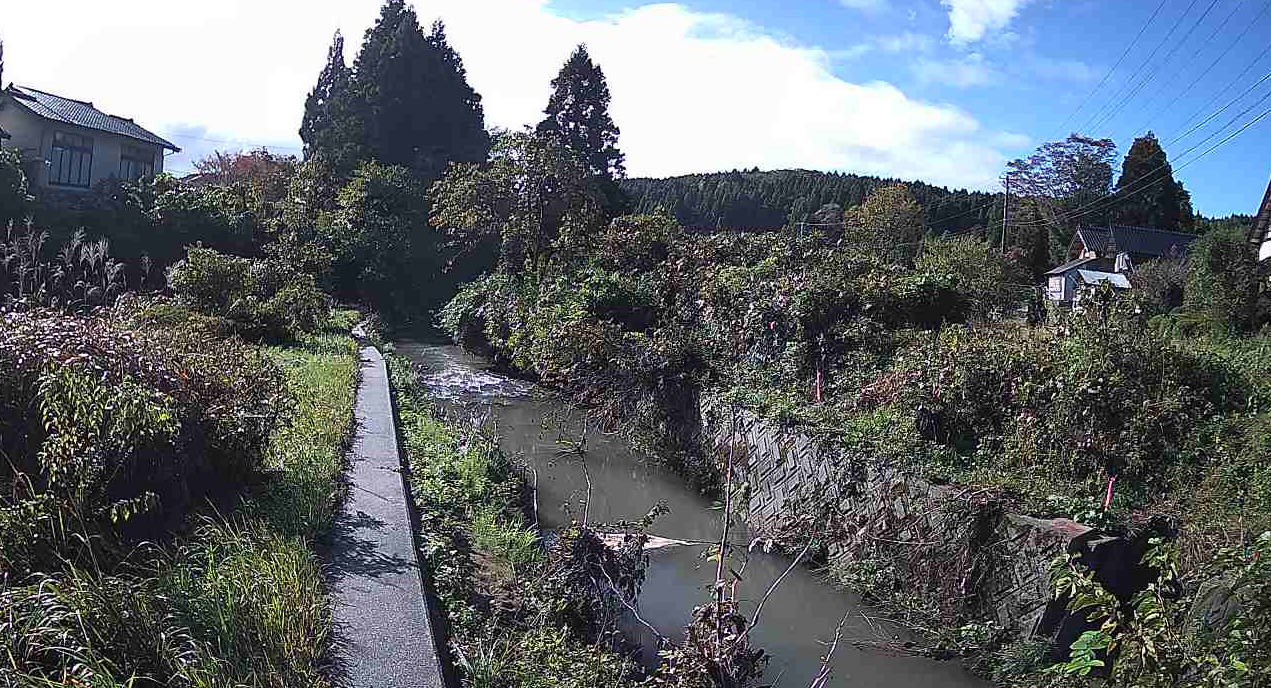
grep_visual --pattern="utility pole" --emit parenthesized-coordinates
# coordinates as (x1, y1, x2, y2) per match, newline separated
(1001, 173, 1010, 256)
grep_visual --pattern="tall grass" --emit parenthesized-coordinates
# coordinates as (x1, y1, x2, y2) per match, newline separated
(1, 314, 360, 688)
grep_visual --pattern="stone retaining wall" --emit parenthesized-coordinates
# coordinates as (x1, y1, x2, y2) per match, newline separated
(702, 400, 1142, 639)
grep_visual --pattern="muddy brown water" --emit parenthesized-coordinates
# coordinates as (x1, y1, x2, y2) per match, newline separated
(398, 341, 985, 688)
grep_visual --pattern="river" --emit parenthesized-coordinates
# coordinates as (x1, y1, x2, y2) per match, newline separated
(398, 341, 984, 688)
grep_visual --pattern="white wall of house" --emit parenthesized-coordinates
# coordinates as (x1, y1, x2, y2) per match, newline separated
(0, 102, 164, 190)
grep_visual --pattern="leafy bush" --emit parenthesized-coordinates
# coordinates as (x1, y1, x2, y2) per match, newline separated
(0, 148, 30, 228)
(916, 233, 1032, 318)
(0, 304, 285, 578)
(1183, 227, 1265, 332)
(167, 246, 329, 343)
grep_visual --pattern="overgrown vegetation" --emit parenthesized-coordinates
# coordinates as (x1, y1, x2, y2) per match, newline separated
(0, 252, 359, 686)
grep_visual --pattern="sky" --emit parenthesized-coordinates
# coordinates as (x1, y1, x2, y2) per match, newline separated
(4, 0, 1271, 216)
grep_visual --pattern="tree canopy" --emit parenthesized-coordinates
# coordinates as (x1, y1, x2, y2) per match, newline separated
(300, 3, 490, 184)
(1113, 132, 1194, 231)
(537, 44, 625, 180)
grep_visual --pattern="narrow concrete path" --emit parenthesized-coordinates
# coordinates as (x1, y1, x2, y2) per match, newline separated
(329, 340, 447, 688)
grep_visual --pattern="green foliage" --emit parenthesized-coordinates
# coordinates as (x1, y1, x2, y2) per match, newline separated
(537, 44, 624, 179)
(1041, 536, 1271, 687)
(916, 233, 1031, 317)
(1182, 226, 1264, 333)
(167, 246, 329, 343)
(620, 169, 999, 232)
(1114, 132, 1195, 231)
(0, 148, 30, 228)
(431, 131, 609, 275)
(0, 304, 285, 578)
(1, 318, 358, 688)
(389, 356, 644, 688)
(842, 182, 926, 255)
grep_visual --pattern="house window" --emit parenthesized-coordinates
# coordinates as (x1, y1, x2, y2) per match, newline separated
(119, 144, 154, 180)
(49, 131, 94, 188)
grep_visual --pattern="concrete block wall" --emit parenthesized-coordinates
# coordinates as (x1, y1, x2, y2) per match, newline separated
(702, 398, 1119, 636)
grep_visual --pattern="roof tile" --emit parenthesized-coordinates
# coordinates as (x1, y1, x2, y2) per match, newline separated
(7, 86, 179, 151)
(1076, 224, 1197, 258)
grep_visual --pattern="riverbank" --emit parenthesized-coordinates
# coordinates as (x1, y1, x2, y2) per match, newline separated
(387, 352, 647, 688)
(1, 304, 361, 686)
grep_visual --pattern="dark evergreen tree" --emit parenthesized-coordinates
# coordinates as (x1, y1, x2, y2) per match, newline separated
(352, 5, 489, 183)
(1113, 132, 1194, 231)
(300, 31, 365, 177)
(537, 44, 625, 179)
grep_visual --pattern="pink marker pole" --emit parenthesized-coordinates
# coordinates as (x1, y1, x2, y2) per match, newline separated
(1102, 475, 1117, 512)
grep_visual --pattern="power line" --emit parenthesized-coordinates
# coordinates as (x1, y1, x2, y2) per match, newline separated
(1163, 66, 1271, 147)
(1088, 0, 1220, 136)
(1163, 15, 1271, 142)
(1016, 84, 1271, 229)
(1130, 0, 1260, 139)
(1046, 0, 1170, 142)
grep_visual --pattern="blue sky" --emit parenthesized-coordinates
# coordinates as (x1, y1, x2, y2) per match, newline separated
(5, 0, 1270, 216)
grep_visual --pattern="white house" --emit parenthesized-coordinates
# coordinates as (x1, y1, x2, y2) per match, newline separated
(0, 85, 179, 191)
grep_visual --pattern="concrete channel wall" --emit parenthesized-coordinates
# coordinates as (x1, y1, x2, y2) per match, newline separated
(701, 399, 1144, 640)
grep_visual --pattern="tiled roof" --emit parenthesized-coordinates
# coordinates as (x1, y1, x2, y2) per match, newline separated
(1044, 256, 1096, 276)
(1076, 224, 1197, 258)
(6, 86, 180, 151)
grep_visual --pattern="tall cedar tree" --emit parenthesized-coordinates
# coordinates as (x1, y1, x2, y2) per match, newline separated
(537, 45, 625, 179)
(352, 3, 489, 183)
(299, 31, 366, 177)
(1113, 132, 1195, 231)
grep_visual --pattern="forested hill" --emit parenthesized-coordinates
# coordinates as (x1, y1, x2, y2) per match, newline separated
(620, 169, 1001, 233)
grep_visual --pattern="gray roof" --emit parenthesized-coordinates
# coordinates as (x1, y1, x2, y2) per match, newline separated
(1044, 256, 1096, 276)
(1075, 224, 1197, 258)
(6, 86, 180, 151)
(1076, 269, 1131, 289)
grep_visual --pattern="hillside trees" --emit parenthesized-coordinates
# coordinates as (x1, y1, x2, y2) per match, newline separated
(1114, 132, 1195, 231)
(622, 170, 997, 233)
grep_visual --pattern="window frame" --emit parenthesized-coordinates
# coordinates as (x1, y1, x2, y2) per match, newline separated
(48, 131, 95, 188)
(119, 143, 155, 181)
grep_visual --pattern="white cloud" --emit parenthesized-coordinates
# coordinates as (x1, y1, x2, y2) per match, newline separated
(837, 0, 889, 13)
(941, 0, 1035, 45)
(912, 54, 997, 88)
(2, 0, 1016, 188)
(877, 32, 936, 53)
(1030, 57, 1100, 83)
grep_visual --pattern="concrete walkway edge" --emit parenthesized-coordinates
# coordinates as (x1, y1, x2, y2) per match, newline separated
(329, 337, 448, 687)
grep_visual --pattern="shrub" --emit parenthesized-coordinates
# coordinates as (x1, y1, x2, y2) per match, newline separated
(1183, 227, 1264, 332)
(0, 305, 286, 578)
(0, 148, 30, 228)
(167, 246, 329, 343)
(916, 233, 1031, 318)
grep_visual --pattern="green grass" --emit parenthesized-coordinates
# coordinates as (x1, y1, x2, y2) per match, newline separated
(1, 314, 360, 688)
(388, 355, 641, 688)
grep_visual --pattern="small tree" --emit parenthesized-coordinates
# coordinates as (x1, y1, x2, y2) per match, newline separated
(842, 183, 924, 260)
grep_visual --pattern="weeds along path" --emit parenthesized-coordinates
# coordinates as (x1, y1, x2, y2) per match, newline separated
(328, 336, 447, 688)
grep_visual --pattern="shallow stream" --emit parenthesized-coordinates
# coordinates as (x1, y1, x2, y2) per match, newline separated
(398, 341, 984, 688)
